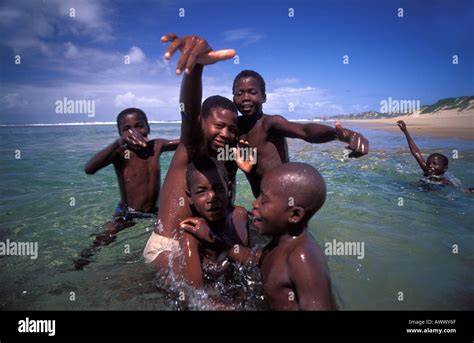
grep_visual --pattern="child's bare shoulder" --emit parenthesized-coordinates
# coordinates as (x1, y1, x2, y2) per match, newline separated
(287, 234, 322, 265)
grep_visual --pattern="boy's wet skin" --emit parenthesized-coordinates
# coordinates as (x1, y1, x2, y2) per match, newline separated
(145, 34, 238, 269)
(76, 110, 178, 270)
(179, 160, 249, 289)
(85, 111, 179, 216)
(233, 74, 369, 197)
(221, 162, 335, 310)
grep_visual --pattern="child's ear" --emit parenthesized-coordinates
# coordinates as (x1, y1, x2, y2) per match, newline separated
(288, 206, 305, 225)
(263, 93, 267, 104)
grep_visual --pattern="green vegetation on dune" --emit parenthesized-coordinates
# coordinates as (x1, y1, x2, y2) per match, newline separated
(320, 96, 474, 120)
(420, 96, 474, 114)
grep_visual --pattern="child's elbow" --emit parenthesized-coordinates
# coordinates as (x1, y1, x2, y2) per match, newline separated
(84, 165, 95, 175)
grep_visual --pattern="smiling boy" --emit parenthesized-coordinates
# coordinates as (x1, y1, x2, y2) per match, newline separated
(233, 70, 369, 197)
(183, 162, 335, 310)
(178, 157, 249, 290)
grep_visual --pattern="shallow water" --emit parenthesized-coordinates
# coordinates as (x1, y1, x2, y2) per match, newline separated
(0, 123, 473, 310)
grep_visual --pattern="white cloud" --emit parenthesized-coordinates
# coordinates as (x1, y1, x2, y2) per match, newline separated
(114, 91, 164, 108)
(271, 78, 299, 86)
(265, 85, 346, 118)
(128, 46, 146, 63)
(222, 28, 265, 45)
(0, 0, 113, 54)
(64, 42, 79, 58)
(1, 92, 29, 109)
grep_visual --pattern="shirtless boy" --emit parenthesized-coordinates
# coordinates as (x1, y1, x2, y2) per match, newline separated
(76, 109, 178, 269)
(184, 162, 335, 310)
(179, 157, 249, 290)
(233, 70, 369, 197)
(143, 34, 239, 270)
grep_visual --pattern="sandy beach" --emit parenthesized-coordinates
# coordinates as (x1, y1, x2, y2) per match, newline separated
(342, 109, 474, 140)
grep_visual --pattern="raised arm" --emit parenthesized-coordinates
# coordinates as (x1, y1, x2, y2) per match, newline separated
(84, 138, 123, 174)
(268, 115, 368, 157)
(397, 120, 427, 173)
(161, 33, 236, 154)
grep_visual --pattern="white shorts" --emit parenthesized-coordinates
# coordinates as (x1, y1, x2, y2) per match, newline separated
(143, 232, 179, 264)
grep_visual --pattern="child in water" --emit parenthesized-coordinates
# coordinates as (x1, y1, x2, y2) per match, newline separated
(183, 162, 335, 310)
(397, 120, 453, 185)
(75, 108, 179, 269)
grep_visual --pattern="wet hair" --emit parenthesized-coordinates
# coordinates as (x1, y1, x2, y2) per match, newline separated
(116, 108, 149, 134)
(232, 70, 266, 95)
(265, 162, 326, 222)
(186, 156, 229, 191)
(200, 95, 238, 120)
(427, 153, 449, 167)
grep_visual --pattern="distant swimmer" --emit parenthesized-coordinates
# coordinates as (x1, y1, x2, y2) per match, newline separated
(397, 120, 473, 192)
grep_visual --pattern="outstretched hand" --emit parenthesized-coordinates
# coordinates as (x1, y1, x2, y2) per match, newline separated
(335, 122, 369, 157)
(397, 120, 407, 132)
(161, 33, 236, 75)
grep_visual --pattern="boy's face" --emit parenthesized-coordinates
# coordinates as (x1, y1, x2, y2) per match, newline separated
(233, 77, 266, 116)
(426, 155, 447, 176)
(201, 108, 238, 151)
(251, 176, 291, 236)
(187, 168, 229, 222)
(118, 112, 149, 137)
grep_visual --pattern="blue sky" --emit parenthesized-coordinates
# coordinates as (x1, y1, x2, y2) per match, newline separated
(0, 0, 472, 123)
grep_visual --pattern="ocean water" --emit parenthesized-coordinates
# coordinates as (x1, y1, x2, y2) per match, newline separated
(0, 122, 473, 310)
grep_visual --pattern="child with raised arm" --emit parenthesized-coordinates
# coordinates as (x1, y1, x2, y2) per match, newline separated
(183, 162, 335, 310)
(143, 34, 251, 271)
(397, 120, 453, 186)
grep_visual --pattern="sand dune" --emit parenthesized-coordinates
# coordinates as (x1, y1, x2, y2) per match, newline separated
(343, 110, 474, 140)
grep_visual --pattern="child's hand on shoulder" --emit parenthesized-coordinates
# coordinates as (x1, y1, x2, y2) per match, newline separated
(180, 217, 215, 243)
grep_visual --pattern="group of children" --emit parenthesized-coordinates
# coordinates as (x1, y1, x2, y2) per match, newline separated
(80, 33, 468, 310)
